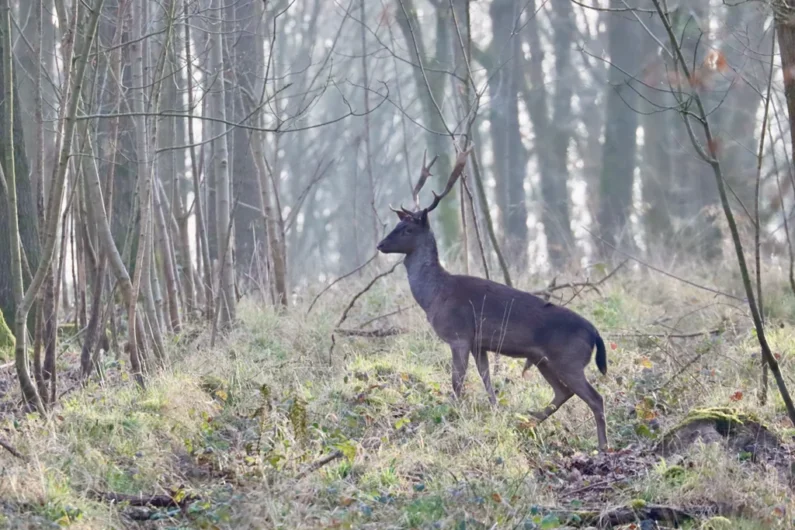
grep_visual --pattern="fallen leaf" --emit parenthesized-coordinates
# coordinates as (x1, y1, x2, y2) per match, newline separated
(610, 342, 618, 350)
(730, 391, 744, 402)
(491, 492, 502, 503)
(637, 357, 653, 369)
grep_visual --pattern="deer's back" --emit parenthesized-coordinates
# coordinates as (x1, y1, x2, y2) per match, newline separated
(427, 274, 597, 359)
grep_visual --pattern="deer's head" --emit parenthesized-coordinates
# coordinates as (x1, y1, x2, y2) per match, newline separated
(377, 147, 472, 255)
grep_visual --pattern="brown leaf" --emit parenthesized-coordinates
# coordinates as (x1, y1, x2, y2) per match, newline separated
(610, 342, 618, 350)
(491, 492, 502, 504)
(704, 49, 728, 73)
(707, 137, 721, 157)
(730, 391, 744, 402)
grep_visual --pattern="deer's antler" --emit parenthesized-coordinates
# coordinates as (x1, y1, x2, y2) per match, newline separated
(422, 145, 474, 214)
(411, 150, 439, 210)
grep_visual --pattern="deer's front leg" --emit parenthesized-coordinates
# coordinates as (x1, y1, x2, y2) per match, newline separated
(474, 349, 497, 406)
(450, 341, 470, 400)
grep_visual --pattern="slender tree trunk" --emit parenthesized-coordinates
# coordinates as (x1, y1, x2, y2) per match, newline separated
(208, 0, 236, 326)
(182, 0, 214, 321)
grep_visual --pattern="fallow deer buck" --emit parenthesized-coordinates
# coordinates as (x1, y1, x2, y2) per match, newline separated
(376, 147, 610, 450)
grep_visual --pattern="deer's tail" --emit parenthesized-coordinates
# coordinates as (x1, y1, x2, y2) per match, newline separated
(593, 332, 607, 375)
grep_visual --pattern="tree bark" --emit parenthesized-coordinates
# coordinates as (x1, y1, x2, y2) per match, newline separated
(208, 0, 236, 326)
(597, 1, 641, 255)
(488, 0, 528, 266)
(1, 0, 42, 411)
(524, 0, 575, 269)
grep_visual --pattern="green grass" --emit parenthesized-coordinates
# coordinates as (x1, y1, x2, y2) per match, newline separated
(1, 263, 794, 528)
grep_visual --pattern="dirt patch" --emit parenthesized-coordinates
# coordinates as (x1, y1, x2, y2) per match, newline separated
(539, 444, 658, 504)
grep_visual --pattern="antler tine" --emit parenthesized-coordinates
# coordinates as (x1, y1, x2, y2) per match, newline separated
(411, 149, 439, 210)
(423, 145, 474, 214)
(390, 204, 416, 216)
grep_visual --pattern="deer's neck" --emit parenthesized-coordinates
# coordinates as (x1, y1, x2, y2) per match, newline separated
(404, 238, 446, 312)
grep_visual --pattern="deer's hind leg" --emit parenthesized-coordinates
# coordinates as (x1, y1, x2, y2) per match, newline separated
(530, 361, 574, 423)
(557, 370, 608, 450)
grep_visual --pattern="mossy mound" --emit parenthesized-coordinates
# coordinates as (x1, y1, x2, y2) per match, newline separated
(654, 407, 782, 460)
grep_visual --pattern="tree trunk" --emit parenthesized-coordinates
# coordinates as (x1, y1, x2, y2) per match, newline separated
(1, 0, 42, 411)
(0, 1, 40, 333)
(534, 0, 575, 268)
(488, 0, 528, 267)
(229, 0, 265, 289)
(208, 0, 236, 326)
(597, 0, 641, 254)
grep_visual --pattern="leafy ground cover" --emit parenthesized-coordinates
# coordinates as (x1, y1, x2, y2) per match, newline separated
(1, 263, 794, 529)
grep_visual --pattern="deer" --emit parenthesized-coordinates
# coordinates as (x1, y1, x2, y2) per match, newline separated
(376, 146, 609, 450)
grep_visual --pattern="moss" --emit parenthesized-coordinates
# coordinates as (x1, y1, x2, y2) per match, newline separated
(0, 310, 14, 362)
(628, 498, 647, 509)
(669, 407, 763, 434)
(701, 516, 733, 529)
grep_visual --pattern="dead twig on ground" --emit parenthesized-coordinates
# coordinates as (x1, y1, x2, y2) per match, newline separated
(0, 437, 26, 460)
(608, 329, 723, 339)
(88, 489, 199, 508)
(295, 450, 343, 480)
(334, 327, 407, 338)
(328, 260, 402, 362)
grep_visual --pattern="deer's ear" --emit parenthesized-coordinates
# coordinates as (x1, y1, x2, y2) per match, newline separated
(395, 209, 411, 221)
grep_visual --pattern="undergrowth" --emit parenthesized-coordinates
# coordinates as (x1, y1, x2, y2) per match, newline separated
(0, 262, 794, 529)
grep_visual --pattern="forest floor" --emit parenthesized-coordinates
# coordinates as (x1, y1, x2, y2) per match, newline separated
(1, 261, 795, 529)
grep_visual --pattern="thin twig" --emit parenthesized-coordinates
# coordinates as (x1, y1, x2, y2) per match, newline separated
(329, 260, 403, 362)
(583, 227, 745, 302)
(756, 26, 776, 406)
(532, 260, 628, 301)
(357, 306, 409, 329)
(336, 260, 403, 328)
(306, 253, 377, 315)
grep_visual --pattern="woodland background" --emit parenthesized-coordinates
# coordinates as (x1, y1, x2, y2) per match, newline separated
(1, 0, 795, 528)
